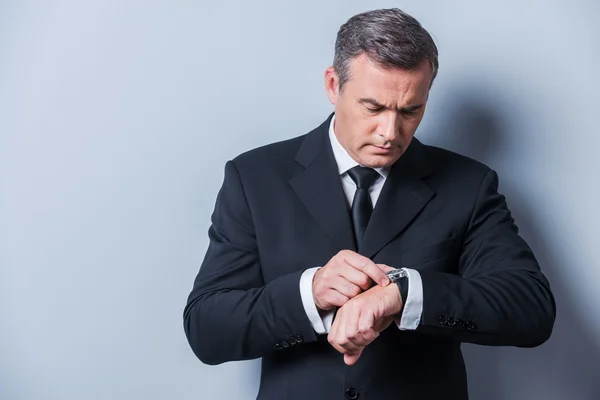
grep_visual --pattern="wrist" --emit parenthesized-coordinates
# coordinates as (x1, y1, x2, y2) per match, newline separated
(312, 268, 333, 311)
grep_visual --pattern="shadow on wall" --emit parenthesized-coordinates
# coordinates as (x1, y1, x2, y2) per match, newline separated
(426, 86, 600, 400)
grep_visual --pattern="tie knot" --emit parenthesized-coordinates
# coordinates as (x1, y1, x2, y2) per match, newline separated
(347, 166, 380, 190)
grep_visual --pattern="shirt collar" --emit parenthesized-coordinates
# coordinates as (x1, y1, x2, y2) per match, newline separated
(328, 114, 389, 178)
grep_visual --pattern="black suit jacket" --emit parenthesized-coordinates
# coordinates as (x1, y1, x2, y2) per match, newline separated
(183, 114, 556, 400)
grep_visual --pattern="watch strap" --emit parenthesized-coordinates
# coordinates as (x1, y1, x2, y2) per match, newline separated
(387, 268, 409, 306)
(396, 276, 408, 305)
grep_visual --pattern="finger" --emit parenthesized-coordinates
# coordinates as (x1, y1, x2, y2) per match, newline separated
(329, 337, 346, 355)
(329, 276, 363, 299)
(350, 308, 379, 348)
(376, 264, 396, 274)
(341, 327, 367, 352)
(322, 289, 350, 309)
(358, 327, 379, 344)
(359, 307, 376, 333)
(344, 300, 361, 347)
(344, 254, 389, 287)
(341, 339, 364, 354)
(359, 307, 391, 338)
(328, 308, 347, 354)
(337, 264, 372, 291)
(344, 333, 371, 352)
(340, 303, 370, 354)
(329, 307, 363, 354)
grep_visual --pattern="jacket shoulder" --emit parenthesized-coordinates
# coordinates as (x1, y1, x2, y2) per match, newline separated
(421, 142, 492, 177)
(232, 134, 306, 168)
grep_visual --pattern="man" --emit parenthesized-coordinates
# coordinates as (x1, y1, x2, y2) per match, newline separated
(183, 8, 556, 400)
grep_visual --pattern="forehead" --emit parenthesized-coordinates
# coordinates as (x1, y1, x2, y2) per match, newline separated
(345, 54, 432, 104)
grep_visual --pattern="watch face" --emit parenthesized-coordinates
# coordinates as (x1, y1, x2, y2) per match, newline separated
(387, 269, 407, 281)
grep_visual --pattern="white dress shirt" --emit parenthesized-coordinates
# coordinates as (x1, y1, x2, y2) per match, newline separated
(299, 115, 424, 334)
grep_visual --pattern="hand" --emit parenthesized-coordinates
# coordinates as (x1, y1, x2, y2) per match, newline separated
(312, 251, 391, 311)
(328, 278, 404, 366)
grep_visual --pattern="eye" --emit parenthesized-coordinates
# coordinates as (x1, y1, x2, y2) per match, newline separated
(365, 106, 381, 114)
(401, 109, 419, 117)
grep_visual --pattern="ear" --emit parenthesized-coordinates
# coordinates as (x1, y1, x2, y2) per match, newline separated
(324, 66, 340, 105)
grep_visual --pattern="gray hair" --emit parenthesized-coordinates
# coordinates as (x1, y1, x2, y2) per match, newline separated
(333, 8, 439, 91)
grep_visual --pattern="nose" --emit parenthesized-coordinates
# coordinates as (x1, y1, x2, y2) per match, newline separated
(379, 113, 399, 142)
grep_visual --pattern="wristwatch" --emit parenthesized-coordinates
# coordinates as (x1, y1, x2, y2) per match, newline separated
(386, 268, 408, 305)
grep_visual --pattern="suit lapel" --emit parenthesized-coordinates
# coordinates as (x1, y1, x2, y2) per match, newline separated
(361, 139, 435, 259)
(289, 114, 357, 252)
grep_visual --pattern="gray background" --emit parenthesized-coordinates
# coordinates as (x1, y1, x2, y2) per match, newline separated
(1, 1, 599, 399)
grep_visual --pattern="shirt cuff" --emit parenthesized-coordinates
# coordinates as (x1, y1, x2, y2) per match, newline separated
(299, 267, 334, 335)
(395, 268, 423, 330)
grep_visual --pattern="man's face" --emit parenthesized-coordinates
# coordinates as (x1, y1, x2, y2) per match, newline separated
(325, 54, 433, 168)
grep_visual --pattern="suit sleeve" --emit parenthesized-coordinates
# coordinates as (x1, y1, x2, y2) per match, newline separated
(183, 160, 318, 365)
(415, 169, 556, 346)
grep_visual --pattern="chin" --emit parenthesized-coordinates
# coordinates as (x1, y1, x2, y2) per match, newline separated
(359, 148, 403, 168)
(361, 154, 401, 169)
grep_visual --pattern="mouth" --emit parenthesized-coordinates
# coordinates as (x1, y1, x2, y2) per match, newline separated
(371, 145, 395, 153)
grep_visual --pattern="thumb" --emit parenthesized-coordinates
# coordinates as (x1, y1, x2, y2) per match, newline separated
(344, 350, 363, 366)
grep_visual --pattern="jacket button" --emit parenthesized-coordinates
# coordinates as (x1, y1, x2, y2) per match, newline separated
(289, 336, 297, 345)
(273, 343, 282, 350)
(294, 334, 304, 343)
(466, 321, 476, 330)
(438, 315, 448, 324)
(345, 387, 359, 399)
(457, 319, 465, 328)
(447, 317, 456, 326)
(281, 340, 290, 348)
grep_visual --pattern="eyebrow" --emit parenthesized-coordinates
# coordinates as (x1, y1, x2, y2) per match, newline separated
(358, 98, 424, 112)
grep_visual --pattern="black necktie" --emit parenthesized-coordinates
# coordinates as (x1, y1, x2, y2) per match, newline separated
(347, 166, 380, 250)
